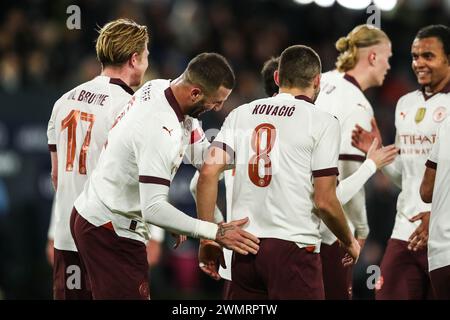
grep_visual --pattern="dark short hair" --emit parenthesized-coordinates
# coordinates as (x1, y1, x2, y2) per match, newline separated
(416, 25, 450, 56)
(278, 45, 321, 89)
(261, 56, 280, 97)
(184, 53, 235, 94)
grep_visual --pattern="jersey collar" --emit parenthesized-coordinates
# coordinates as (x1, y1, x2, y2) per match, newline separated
(343, 73, 363, 92)
(421, 79, 450, 101)
(294, 94, 315, 105)
(109, 78, 134, 95)
(164, 86, 184, 122)
(277, 92, 315, 105)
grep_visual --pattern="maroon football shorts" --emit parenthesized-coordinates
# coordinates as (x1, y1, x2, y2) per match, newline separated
(70, 207, 149, 300)
(320, 241, 353, 300)
(429, 264, 450, 299)
(230, 237, 324, 300)
(375, 238, 433, 300)
(53, 248, 92, 300)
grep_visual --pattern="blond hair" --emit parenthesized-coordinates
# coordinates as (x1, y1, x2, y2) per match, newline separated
(335, 24, 389, 72)
(96, 18, 149, 67)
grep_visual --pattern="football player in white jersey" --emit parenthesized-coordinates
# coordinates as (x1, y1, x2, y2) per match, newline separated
(352, 25, 450, 299)
(196, 45, 360, 299)
(46, 19, 149, 299)
(70, 52, 260, 300)
(190, 55, 397, 299)
(315, 25, 393, 299)
(420, 115, 450, 299)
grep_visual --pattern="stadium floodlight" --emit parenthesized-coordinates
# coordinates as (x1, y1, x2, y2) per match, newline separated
(293, 0, 314, 5)
(373, 0, 398, 11)
(314, 0, 335, 8)
(337, 0, 371, 10)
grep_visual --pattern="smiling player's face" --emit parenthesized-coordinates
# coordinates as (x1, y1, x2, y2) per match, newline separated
(411, 37, 450, 91)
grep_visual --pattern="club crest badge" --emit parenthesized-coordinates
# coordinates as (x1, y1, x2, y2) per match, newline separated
(433, 106, 447, 123)
(415, 107, 426, 124)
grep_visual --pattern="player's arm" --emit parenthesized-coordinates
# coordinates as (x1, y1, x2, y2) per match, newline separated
(137, 115, 258, 254)
(337, 139, 398, 205)
(420, 164, 436, 203)
(50, 151, 58, 191)
(46, 197, 57, 267)
(145, 224, 168, 267)
(420, 130, 439, 203)
(47, 101, 58, 191)
(408, 131, 440, 251)
(313, 116, 360, 265)
(140, 183, 258, 251)
(407, 162, 434, 251)
(352, 117, 402, 188)
(407, 164, 434, 252)
(190, 170, 224, 223)
(314, 175, 359, 266)
(380, 134, 402, 188)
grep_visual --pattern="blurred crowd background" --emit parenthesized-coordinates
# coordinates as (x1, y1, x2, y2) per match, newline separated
(0, 0, 449, 299)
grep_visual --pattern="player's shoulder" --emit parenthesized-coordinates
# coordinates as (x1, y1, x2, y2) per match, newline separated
(321, 69, 343, 82)
(396, 89, 422, 107)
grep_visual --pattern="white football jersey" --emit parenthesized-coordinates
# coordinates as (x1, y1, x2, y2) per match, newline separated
(74, 79, 208, 243)
(315, 70, 373, 244)
(47, 76, 133, 251)
(212, 92, 341, 247)
(391, 84, 450, 241)
(426, 116, 450, 271)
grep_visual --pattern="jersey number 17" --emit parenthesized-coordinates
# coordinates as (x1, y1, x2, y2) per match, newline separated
(61, 109, 95, 175)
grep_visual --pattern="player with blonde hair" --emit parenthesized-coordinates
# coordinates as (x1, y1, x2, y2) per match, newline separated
(47, 18, 150, 299)
(315, 24, 393, 299)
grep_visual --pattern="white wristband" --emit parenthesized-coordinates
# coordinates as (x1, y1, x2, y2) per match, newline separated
(364, 159, 377, 174)
(195, 220, 218, 240)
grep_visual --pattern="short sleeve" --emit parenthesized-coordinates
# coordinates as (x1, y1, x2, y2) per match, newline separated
(312, 116, 341, 177)
(210, 109, 237, 162)
(184, 119, 210, 169)
(427, 125, 441, 169)
(135, 113, 178, 186)
(47, 102, 58, 152)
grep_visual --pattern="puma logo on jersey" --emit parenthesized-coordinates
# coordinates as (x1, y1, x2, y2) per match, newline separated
(163, 126, 173, 136)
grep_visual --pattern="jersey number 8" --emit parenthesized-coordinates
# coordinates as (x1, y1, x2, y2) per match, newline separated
(248, 123, 276, 187)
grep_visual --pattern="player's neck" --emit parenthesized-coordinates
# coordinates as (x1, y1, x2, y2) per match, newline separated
(345, 69, 371, 92)
(101, 67, 133, 88)
(425, 73, 450, 94)
(169, 76, 192, 115)
(279, 87, 314, 100)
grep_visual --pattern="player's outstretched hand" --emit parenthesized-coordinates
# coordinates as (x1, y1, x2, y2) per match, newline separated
(408, 211, 430, 251)
(198, 239, 225, 281)
(340, 237, 360, 267)
(215, 217, 260, 255)
(367, 138, 399, 169)
(352, 118, 383, 154)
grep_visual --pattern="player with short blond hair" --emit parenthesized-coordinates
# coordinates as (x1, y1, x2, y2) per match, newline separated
(47, 18, 149, 299)
(315, 24, 393, 300)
